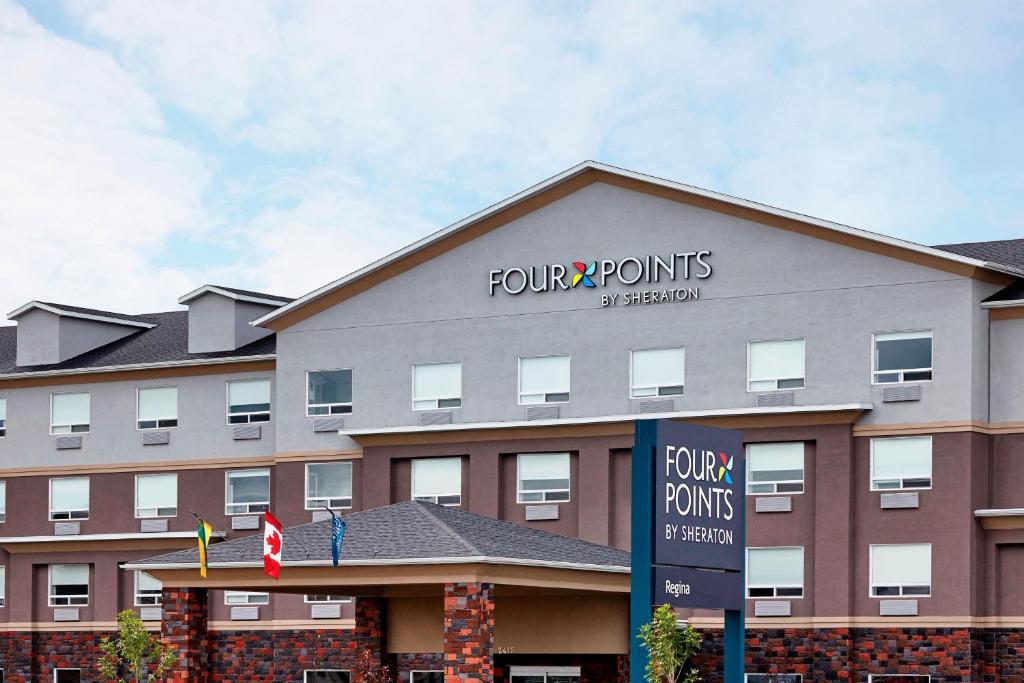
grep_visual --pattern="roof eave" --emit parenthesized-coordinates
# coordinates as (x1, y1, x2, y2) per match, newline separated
(178, 285, 291, 307)
(7, 301, 156, 328)
(121, 555, 630, 573)
(0, 353, 276, 382)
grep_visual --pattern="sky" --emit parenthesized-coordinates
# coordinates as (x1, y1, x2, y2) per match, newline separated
(1, 1, 1022, 317)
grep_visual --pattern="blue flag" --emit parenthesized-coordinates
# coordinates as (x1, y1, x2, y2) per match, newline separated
(328, 509, 347, 567)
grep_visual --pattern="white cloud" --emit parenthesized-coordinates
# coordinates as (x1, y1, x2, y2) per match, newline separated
(0, 0, 209, 318)
(0, 0, 1020, 318)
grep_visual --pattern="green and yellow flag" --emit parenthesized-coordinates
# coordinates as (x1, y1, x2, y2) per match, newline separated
(195, 516, 213, 578)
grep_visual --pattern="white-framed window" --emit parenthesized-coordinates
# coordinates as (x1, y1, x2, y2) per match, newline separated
(509, 667, 581, 683)
(413, 362, 462, 410)
(50, 392, 90, 434)
(870, 543, 931, 597)
(873, 330, 932, 384)
(411, 457, 462, 506)
(748, 338, 805, 391)
(225, 469, 270, 515)
(518, 355, 570, 405)
(0, 481, 6, 523)
(0, 396, 6, 437)
(630, 347, 685, 398)
(49, 564, 89, 606)
(746, 547, 804, 598)
(305, 462, 353, 510)
(0, 565, 5, 607)
(304, 594, 351, 604)
(49, 477, 89, 520)
(871, 436, 932, 491)
(746, 676, 803, 682)
(307, 369, 353, 416)
(867, 677, 930, 682)
(137, 386, 178, 430)
(411, 673, 444, 683)
(54, 670, 81, 683)
(135, 473, 178, 518)
(746, 443, 804, 495)
(134, 571, 162, 606)
(224, 590, 269, 605)
(304, 671, 350, 683)
(227, 379, 271, 424)
(517, 453, 570, 503)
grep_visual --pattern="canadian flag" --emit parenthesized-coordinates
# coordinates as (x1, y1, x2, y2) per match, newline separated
(263, 511, 283, 580)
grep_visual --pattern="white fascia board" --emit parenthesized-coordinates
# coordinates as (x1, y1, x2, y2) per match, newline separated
(7, 301, 156, 328)
(178, 285, 290, 307)
(122, 555, 630, 573)
(974, 508, 1024, 517)
(0, 354, 276, 381)
(0, 531, 226, 544)
(338, 403, 874, 437)
(252, 160, 1023, 328)
(980, 299, 1024, 309)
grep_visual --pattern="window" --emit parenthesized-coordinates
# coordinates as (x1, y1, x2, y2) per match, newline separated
(867, 677, 931, 682)
(137, 386, 178, 429)
(135, 473, 178, 518)
(54, 671, 81, 683)
(412, 674, 444, 683)
(413, 362, 462, 410)
(50, 392, 90, 434)
(225, 469, 270, 515)
(517, 453, 570, 503)
(224, 591, 269, 605)
(134, 571, 162, 606)
(306, 462, 353, 510)
(50, 477, 89, 520)
(746, 676, 802, 682)
(746, 443, 804, 495)
(0, 396, 6, 437)
(870, 544, 931, 597)
(509, 667, 581, 683)
(307, 370, 353, 416)
(411, 457, 462, 506)
(49, 564, 89, 606)
(304, 594, 351, 603)
(871, 436, 932, 491)
(304, 672, 350, 683)
(227, 379, 271, 424)
(746, 547, 804, 598)
(0, 565, 5, 607)
(873, 331, 932, 383)
(0, 481, 5, 523)
(748, 338, 805, 391)
(630, 347, 685, 398)
(518, 355, 570, 404)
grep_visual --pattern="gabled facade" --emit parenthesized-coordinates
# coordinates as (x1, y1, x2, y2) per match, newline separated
(0, 163, 1022, 682)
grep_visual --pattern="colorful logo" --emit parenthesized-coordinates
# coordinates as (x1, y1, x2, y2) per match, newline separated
(716, 452, 734, 485)
(572, 261, 597, 288)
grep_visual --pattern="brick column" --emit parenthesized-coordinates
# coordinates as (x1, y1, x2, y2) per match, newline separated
(444, 582, 495, 683)
(352, 597, 386, 682)
(161, 587, 210, 682)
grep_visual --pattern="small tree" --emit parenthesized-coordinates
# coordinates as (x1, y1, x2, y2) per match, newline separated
(98, 610, 178, 682)
(352, 649, 393, 683)
(637, 603, 702, 683)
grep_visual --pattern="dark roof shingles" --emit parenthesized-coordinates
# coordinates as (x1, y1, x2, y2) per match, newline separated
(0, 310, 274, 375)
(933, 239, 1024, 272)
(213, 286, 294, 303)
(136, 501, 630, 569)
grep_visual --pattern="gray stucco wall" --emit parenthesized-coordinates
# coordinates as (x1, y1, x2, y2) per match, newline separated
(187, 293, 275, 353)
(0, 369, 275, 468)
(14, 308, 61, 366)
(989, 316, 1024, 423)
(273, 182, 1003, 453)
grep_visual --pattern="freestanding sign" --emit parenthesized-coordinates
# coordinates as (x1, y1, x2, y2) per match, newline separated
(631, 419, 746, 683)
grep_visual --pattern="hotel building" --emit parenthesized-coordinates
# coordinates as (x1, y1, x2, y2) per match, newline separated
(0, 162, 1022, 682)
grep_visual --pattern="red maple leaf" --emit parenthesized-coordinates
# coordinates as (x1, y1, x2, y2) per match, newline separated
(265, 531, 281, 556)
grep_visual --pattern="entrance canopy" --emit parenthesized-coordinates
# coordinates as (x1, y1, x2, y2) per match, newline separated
(124, 500, 630, 597)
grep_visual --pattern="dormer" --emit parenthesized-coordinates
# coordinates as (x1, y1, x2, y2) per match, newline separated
(7, 302, 156, 367)
(178, 285, 292, 354)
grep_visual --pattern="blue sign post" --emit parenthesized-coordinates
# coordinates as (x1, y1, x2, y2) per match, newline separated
(630, 419, 745, 683)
